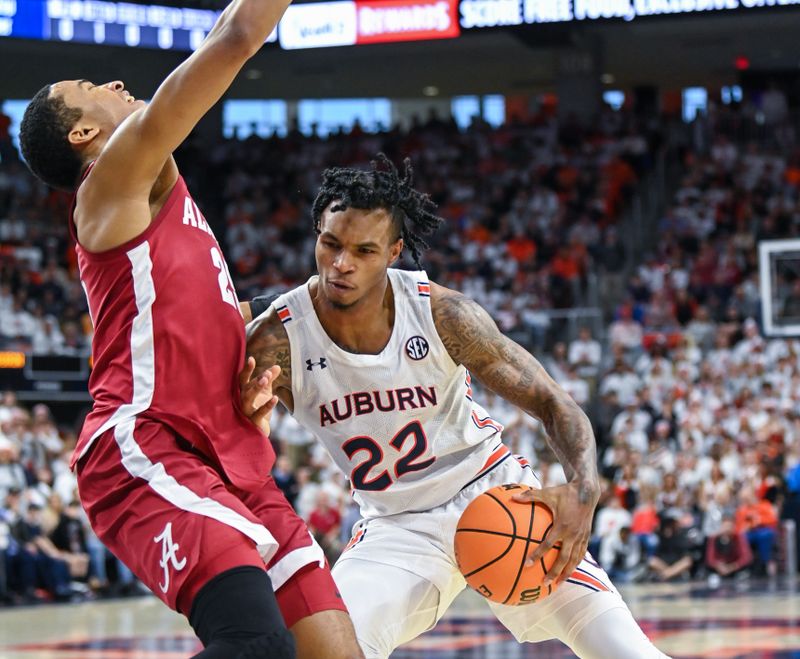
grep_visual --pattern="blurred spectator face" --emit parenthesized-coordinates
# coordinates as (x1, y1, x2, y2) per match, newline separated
(296, 467, 311, 485)
(32, 404, 51, 422)
(26, 504, 42, 524)
(718, 518, 735, 538)
(5, 488, 21, 509)
(36, 467, 53, 486)
(739, 486, 757, 506)
(0, 444, 17, 463)
(65, 500, 81, 519)
(660, 517, 677, 536)
(275, 455, 291, 474)
(744, 318, 759, 339)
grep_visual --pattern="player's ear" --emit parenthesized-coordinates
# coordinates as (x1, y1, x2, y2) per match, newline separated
(388, 238, 403, 266)
(68, 123, 101, 149)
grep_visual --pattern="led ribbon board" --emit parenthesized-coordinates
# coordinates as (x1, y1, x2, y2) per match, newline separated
(0, 0, 797, 50)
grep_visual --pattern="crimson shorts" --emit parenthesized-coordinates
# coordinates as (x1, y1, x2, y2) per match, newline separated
(77, 417, 347, 626)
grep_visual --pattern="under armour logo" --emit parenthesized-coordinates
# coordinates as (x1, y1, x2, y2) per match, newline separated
(154, 522, 187, 594)
(306, 357, 327, 371)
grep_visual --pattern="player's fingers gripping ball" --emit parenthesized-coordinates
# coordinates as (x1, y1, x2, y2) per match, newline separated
(455, 483, 561, 605)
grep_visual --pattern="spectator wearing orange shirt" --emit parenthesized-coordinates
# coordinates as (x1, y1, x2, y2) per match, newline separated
(735, 487, 778, 576)
(631, 491, 660, 559)
(506, 230, 536, 264)
(550, 245, 582, 307)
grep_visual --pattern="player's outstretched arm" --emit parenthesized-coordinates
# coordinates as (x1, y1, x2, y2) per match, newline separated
(86, 0, 291, 203)
(430, 282, 600, 586)
(245, 309, 294, 410)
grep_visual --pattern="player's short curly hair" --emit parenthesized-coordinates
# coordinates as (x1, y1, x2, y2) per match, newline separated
(311, 154, 444, 268)
(20, 85, 84, 191)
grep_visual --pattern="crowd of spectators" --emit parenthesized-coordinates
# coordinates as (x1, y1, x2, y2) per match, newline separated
(1, 96, 800, 604)
(0, 391, 145, 604)
(1, 104, 656, 355)
(587, 101, 800, 586)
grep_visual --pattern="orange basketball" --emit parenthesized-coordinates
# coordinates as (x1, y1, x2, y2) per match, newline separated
(454, 483, 561, 606)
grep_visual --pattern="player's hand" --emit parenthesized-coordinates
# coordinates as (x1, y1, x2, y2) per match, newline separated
(239, 356, 280, 436)
(512, 480, 600, 587)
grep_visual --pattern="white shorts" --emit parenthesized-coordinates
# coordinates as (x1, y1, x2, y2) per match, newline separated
(332, 453, 658, 658)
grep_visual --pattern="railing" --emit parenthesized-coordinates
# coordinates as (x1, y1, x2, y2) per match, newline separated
(779, 519, 797, 578)
(507, 306, 605, 355)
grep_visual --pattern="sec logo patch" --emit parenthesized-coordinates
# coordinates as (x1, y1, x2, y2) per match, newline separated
(405, 336, 429, 360)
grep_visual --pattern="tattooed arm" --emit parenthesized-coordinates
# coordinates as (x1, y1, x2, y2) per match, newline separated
(430, 281, 600, 584)
(245, 308, 294, 412)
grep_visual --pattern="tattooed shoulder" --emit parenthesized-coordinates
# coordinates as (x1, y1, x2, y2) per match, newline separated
(245, 310, 292, 387)
(430, 283, 498, 369)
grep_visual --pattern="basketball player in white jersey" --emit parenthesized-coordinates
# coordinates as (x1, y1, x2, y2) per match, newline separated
(245, 156, 671, 658)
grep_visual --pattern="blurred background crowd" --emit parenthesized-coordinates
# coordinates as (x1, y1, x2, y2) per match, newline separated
(2, 87, 800, 605)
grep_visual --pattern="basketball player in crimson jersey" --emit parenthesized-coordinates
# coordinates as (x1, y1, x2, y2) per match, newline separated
(244, 156, 672, 658)
(18, 2, 364, 658)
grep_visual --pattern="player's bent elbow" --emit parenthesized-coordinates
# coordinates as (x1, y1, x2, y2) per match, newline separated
(219, 22, 268, 59)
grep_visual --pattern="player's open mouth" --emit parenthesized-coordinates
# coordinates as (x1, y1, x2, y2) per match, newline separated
(328, 281, 352, 291)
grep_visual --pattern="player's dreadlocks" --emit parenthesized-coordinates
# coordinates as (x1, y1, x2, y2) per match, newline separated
(311, 154, 444, 268)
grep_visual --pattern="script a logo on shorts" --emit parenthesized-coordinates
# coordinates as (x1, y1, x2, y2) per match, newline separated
(154, 522, 187, 594)
(405, 336, 429, 360)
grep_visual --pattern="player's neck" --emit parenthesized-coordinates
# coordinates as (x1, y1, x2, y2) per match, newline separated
(313, 277, 395, 355)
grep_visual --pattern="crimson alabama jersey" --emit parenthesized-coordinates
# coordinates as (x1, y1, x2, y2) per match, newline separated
(69, 171, 272, 490)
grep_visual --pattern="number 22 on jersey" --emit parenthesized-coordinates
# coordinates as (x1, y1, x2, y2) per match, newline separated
(343, 420, 436, 491)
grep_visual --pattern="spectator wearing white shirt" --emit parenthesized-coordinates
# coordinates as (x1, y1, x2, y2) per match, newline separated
(686, 306, 716, 352)
(612, 416, 649, 455)
(544, 341, 570, 384)
(593, 494, 633, 548)
(599, 358, 643, 404)
(609, 305, 643, 352)
(31, 315, 64, 355)
(568, 326, 602, 379)
(610, 396, 653, 438)
(0, 297, 36, 347)
(600, 526, 641, 584)
(560, 365, 590, 409)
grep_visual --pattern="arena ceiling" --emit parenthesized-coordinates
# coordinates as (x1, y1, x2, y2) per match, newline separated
(1, 7, 798, 100)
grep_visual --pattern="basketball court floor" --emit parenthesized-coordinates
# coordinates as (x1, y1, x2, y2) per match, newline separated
(1, 577, 798, 658)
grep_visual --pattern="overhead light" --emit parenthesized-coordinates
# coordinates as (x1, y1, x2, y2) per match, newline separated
(600, 73, 615, 85)
(422, 85, 439, 97)
(245, 69, 263, 80)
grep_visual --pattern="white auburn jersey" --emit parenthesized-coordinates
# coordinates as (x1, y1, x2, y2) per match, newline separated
(271, 269, 507, 518)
